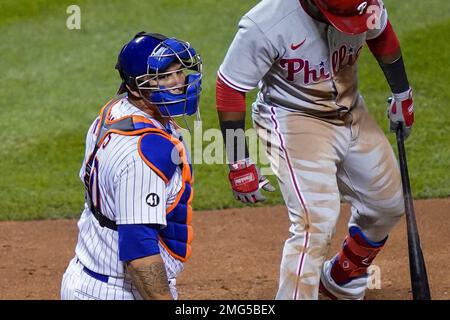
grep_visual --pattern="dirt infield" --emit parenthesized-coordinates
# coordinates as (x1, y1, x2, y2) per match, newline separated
(0, 198, 448, 300)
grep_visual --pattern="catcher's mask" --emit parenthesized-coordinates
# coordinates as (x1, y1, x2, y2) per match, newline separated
(116, 32, 203, 129)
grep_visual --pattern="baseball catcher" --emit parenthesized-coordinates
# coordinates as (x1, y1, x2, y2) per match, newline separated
(61, 31, 202, 300)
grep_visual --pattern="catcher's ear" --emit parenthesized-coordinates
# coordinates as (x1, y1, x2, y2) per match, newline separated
(126, 85, 141, 98)
(116, 82, 127, 95)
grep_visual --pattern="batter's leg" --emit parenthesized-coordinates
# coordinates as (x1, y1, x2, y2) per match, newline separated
(321, 100, 404, 299)
(341, 101, 404, 239)
(252, 103, 350, 300)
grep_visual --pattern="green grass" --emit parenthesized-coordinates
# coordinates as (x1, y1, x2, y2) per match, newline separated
(0, 0, 449, 220)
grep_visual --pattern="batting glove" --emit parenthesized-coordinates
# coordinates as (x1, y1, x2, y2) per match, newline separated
(387, 87, 414, 139)
(228, 158, 276, 204)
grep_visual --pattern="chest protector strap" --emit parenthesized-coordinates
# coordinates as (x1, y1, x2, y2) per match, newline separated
(83, 96, 172, 231)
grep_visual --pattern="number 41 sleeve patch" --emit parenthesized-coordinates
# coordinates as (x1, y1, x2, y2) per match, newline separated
(145, 193, 160, 207)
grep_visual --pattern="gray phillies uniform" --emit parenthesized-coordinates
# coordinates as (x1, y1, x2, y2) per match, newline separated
(219, 0, 404, 300)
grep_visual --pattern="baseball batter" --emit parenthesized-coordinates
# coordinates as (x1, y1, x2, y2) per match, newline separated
(61, 32, 202, 300)
(216, 0, 414, 299)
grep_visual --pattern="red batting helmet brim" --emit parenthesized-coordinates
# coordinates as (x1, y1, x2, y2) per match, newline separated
(315, 0, 382, 35)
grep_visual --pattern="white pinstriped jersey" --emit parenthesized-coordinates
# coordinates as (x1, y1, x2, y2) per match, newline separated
(219, 0, 388, 116)
(75, 97, 184, 280)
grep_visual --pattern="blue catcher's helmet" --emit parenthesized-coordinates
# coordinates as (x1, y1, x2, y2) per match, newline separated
(116, 32, 202, 118)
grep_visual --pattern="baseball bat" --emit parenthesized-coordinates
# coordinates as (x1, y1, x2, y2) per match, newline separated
(396, 126, 431, 300)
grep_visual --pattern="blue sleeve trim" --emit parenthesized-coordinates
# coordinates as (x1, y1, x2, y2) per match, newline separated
(139, 133, 180, 181)
(118, 224, 161, 262)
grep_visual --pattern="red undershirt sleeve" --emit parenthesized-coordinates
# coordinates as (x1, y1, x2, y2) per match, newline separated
(216, 77, 246, 112)
(366, 20, 400, 57)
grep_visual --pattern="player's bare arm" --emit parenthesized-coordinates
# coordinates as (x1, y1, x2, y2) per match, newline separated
(373, 47, 401, 64)
(126, 255, 172, 300)
(218, 110, 245, 122)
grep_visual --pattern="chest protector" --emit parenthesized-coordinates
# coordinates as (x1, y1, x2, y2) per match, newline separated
(84, 96, 194, 262)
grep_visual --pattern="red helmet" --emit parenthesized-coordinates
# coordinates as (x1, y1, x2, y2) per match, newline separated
(313, 0, 382, 35)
